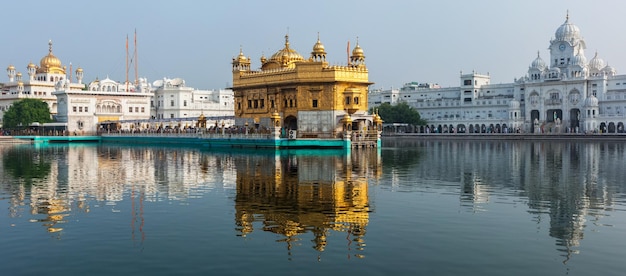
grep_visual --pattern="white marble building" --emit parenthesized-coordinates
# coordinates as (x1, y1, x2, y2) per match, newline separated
(369, 14, 626, 134)
(151, 77, 233, 120)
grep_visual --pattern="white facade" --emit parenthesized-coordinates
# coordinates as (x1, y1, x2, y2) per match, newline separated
(369, 14, 626, 134)
(151, 77, 234, 120)
(54, 78, 152, 134)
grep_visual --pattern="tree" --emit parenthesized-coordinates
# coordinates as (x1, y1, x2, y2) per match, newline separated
(2, 99, 52, 129)
(370, 102, 426, 126)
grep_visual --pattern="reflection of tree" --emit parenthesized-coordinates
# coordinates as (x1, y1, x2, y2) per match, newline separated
(234, 152, 375, 259)
(3, 146, 52, 185)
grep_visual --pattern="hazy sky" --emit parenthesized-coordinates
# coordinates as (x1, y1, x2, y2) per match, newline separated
(2, 0, 625, 91)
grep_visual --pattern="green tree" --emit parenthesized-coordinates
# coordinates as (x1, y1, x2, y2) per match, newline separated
(2, 99, 52, 129)
(370, 102, 426, 125)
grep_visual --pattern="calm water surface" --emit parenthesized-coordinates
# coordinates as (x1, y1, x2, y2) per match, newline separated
(1, 139, 625, 275)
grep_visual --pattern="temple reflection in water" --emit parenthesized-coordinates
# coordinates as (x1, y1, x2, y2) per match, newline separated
(234, 149, 381, 255)
(382, 138, 626, 262)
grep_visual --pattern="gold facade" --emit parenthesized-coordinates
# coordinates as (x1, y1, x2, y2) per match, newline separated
(232, 35, 373, 135)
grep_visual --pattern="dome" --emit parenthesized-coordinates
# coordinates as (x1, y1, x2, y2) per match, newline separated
(352, 43, 364, 58)
(76, 67, 83, 73)
(555, 13, 581, 42)
(584, 95, 599, 107)
(27, 62, 36, 69)
(603, 64, 616, 75)
(235, 48, 248, 63)
(312, 35, 326, 54)
(37, 40, 65, 74)
(530, 51, 546, 70)
(508, 99, 520, 109)
(7, 64, 15, 71)
(269, 34, 304, 64)
(572, 53, 587, 67)
(588, 52, 605, 70)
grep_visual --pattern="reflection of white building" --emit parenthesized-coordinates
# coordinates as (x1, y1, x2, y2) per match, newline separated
(151, 77, 233, 120)
(1, 41, 84, 125)
(369, 14, 626, 134)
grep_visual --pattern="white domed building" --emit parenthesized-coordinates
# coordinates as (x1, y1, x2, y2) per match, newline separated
(1, 40, 85, 127)
(369, 13, 626, 134)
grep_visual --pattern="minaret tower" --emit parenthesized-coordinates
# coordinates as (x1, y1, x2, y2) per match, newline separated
(76, 67, 84, 84)
(7, 64, 16, 82)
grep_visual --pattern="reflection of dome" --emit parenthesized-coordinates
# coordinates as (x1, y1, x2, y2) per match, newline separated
(269, 35, 304, 64)
(588, 52, 605, 70)
(585, 95, 598, 107)
(509, 99, 520, 109)
(555, 14, 581, 41)
(530, 52, 546, 69)
(37, 40, 65, 74)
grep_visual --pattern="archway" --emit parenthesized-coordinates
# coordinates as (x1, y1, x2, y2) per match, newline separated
(457, 124, 466, 133)
(569, 109, 580, 132)
(608, 122, 616, 133)
(531, 110, 540, 133)
(618, 122, 625, 133)
(547, 109, 562, 122)
(284, 115, 298, 130)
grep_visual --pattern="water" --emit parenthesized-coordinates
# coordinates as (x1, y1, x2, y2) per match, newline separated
(1, 139, 625, 275)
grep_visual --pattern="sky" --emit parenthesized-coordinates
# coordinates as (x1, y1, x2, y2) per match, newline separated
(2, 0, 626, 91)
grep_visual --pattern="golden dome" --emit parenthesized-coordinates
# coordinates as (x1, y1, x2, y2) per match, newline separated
(76, 67, 83, 73)
(37, 40, 66, 74)
(236, 48, 249, 63)
(16, 72, 22, 76)
(269, 34, 304, 64)
(27, 62, 36, 69)
(352, 43, 365, 58)
(312, 33, 326, 54)
(7, 64, 15, 71)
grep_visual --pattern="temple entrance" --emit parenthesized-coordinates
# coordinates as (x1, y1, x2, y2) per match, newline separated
(569, 109, 580, 132)
(284, 115, 297, 130)
(547, 109, 562, 122)
(530, 110, 540, 133)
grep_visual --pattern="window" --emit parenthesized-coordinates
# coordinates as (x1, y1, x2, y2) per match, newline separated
(73, 106, 77, 112)
(312, 99, 318, 108)
(141, 107, 145, 113)
(79, 106, 83, 112)
(184, 100, 187, 106)
(260, 99, 265, 108)
(129, 107, 133, 112)
(170, 100, 174, 107)
(463, 80, 472, 85)
(248, 100, 252, 108)
(254, 100, 258, 108)
(170, 114, 174, 118)
(345, 96, 351, 104)
(85, 107, 88, 112)
(354, 97, 359, 104)
(270, 100, 275, 108)
(135, 107, 139, 112)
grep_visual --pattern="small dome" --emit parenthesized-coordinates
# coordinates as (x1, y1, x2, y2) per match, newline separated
(312, 36, 326, 54)
(588, 52, 605, 70)
(7, 64, 15, 71)
(27, 62, 36, 69)
(555, 13, 581, 42)
(530, 52, 546, 70)
(508, 99, 520, 109)
(572, 53, 587, 67)
(235, 48, 248, 63)
(584, 95, 599, 107)
(603, 64, 616, 75)
(352, 43, 364, 58)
